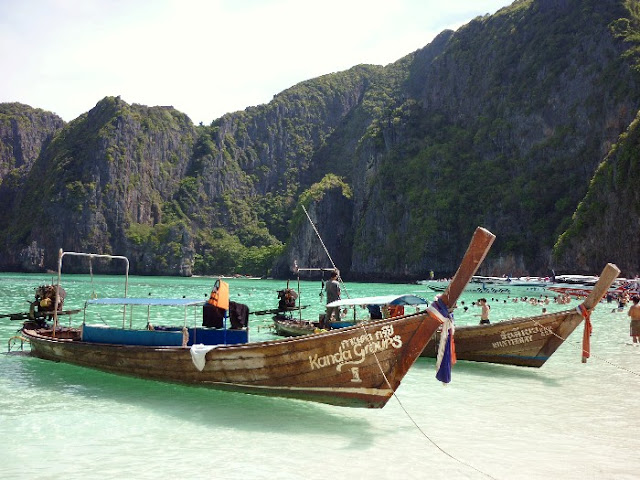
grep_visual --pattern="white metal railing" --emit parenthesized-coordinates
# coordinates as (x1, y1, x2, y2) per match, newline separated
(53, 249, 130, 333)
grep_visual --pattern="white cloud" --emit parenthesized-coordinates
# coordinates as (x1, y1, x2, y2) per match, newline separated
(0, 0, 511, 124)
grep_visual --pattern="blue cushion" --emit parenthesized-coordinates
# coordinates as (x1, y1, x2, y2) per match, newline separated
(82, 325, 183, 346)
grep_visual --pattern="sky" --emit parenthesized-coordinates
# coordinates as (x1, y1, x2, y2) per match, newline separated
(0, 0, 512, 125)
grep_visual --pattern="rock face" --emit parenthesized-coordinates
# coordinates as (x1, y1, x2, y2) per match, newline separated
(343, 0, 640, 279)
(0, 103, 65, 179)
(272, 187, 354, 279)
(0, 104, 66, 271)
(553, 110, 640, 275)
(1, 0, 640, 279)
(0, 97, 198, 274)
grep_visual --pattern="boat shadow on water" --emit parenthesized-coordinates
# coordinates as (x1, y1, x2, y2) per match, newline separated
(414, 357, 563, 386)
(3, 353, 375, 443)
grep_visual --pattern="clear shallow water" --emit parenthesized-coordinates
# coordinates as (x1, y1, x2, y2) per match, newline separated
(1, 273, 639, 480)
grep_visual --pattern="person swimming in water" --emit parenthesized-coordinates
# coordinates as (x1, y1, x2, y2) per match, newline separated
(478, 298, 490, 325)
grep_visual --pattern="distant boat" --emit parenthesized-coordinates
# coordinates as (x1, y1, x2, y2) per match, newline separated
(268, 281, 362, 337)
(271, 313, 321, 337)
(273, 294, 429, 338)
(17, 227, 496, 408)
(421, 264, 619, 367)
(548, 277, 640, 299)
(547, 285, 597, 298)
(552, 274, 600, 285)
(422, 275, 548, 295)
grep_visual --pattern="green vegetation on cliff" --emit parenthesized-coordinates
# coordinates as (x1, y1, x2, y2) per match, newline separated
(347, 0, 640, 275)
(2, 0, 640, 278)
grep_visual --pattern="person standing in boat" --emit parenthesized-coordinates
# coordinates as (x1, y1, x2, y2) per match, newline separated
(478, 298, 491, 324)
(628, 296, 640, 344)
(324, 270, 341, 329)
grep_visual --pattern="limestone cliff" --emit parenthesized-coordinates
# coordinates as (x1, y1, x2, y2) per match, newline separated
(0, 103, 65, 246)
(0, 97, 198, 274)
(1, 0, 640, 279)
(0, 103, 65, 180)
(272, 178, 354, 279)
(345, 0, 640, 278)
(553, 108, 640, 275)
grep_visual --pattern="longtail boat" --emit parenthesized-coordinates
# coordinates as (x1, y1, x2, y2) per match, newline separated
(547, 285, 598, 298)
(548, 278, 639, 299)
(271, 313, 322, 337)
(17, 227, 495, 408)
(421, 263, 620, 367)
(273, 294, 428, 338)
(269, 265, 355, 337)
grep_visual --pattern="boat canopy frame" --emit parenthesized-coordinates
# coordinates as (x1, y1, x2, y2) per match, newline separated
(53, 250, 206, 334)
(326, 294, 428, 308)
(53, 250, 130, 334)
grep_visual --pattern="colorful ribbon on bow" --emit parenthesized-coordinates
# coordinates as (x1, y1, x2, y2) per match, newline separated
(577, 303, 591, 363)
(428, 297, 456, 384)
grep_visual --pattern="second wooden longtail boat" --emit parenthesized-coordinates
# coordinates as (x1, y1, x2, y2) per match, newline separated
(272, 294, 429, 338)
(421, 263, 620, 367)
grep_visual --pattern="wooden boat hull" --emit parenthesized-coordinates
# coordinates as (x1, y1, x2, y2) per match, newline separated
(421, 309, 585, 367)
(272, 315, 319, 337)
(23, 310, 441, 409)
(271, 314, 358, 337)
(422, 263, 620, 367)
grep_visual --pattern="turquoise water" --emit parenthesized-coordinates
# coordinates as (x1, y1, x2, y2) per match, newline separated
(1, 272, 638, 479)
